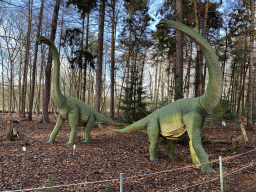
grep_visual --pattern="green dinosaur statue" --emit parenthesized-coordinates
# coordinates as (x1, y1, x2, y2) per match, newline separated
(111, 19, 223, 173)
(37, 36, 126, 145)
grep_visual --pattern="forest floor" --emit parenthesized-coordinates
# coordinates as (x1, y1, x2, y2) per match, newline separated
(0, 113, 256, 192)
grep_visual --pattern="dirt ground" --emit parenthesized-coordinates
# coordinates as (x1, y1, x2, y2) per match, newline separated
(0, 113, 256, 192)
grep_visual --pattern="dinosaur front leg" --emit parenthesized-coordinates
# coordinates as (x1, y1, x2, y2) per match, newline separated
(166, 140, 177, 159)
(66, 110, 79, 145)
(82, 114, 96, 143)
(147, 119, 160, 161)
(189, 140, 200, 164)
(184, 113, 215, 173)
(48, 115, 64, 143)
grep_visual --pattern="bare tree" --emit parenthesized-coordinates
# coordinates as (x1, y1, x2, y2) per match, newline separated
(28, 0, 44, 121)
(246, 0, 254, 130)
(42, 0, 61, 123)
(94, 0, 106, 111)
(174, 0, 183, 100)
(21, 0, 33, 117)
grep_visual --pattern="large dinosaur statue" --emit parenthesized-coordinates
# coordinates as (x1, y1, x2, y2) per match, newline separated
(111, 19, 223, 173)
(37, 36, 126, 145)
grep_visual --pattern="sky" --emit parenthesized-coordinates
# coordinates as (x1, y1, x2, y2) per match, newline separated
(148, 0, 164, 30)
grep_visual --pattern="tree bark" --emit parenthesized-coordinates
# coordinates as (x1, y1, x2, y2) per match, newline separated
(21, 0, 33, 117)
(247, 0, 254, 130)
(110, 0, 116, 119)
(174, 0, 183, 100)
(94, 0, 105, 111)
(200, 0, 209, 92)
(0, 44, 4, 115)
(6, 121, 14, 141)
(82, 14, 89, 102)
(42, 0, 61, 123)
(28, 0, 44, 121)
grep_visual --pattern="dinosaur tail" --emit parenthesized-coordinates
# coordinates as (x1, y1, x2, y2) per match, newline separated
(37, 36, 66, 108)
(156, 20, 223, 115)
(111, 116, 150, 133)
(95, 112, 128, 126)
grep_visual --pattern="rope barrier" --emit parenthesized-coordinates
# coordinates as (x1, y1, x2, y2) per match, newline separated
(2, 147, 255, 192)
(3, 178, 120, 192)
(170, 159, 256, 191)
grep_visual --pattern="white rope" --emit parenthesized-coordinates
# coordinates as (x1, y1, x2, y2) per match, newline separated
(3, 148, 255, 192)
(2, 178, 120, 192)
(170, 159, 256, 191)
(222, 148, 256, 161)
(124, 148, 256, 180)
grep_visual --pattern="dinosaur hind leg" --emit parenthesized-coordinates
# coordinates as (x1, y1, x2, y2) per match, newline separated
(81, 123, 87, 141)
(167, 140, 177, 159)
(82, 114, 96, 143)
(66, 110, 79, 145)
(147, 119, 160, 161)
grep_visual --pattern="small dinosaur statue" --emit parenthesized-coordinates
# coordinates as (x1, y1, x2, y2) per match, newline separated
(37, 36, 126, 145)
(111, 19, 223, 173)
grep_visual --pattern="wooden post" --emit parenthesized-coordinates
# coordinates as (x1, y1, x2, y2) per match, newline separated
(6, 121, 14, 140)
(219, 156, 223, 192)
(120, 173, 123, 192)
(23, 147, 26, 166)
(240, 116, 249, 142)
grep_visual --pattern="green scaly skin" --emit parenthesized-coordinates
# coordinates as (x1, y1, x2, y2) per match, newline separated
(111, 20, 223, 173)
(37, 36, 126, 145)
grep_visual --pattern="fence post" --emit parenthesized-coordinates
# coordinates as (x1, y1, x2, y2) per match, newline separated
(219, 156, 223, 192)
(120, 173, 123, 192)
(23, 147, 27, 166)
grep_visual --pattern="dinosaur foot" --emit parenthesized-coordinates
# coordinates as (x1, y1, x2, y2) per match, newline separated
(82, 138, 90, 143)
(65, 142, 74, 145)
(47, 140, 54, 144)
(201, 164, 216, 174)
(150, 158, 160, 162)
(168, 154, 177, 159)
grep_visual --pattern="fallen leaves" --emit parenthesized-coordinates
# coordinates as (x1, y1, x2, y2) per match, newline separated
(0, 114, 255, 191)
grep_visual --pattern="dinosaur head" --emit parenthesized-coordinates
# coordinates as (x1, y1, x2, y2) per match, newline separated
(37, 36, 51, 45)
(156, 19, 169, 29)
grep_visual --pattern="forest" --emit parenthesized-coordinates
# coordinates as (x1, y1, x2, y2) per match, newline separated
(0, 0, 255, 128)
(0, 0, 256, 191)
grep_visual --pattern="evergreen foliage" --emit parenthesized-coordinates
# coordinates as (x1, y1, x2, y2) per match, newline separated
(118, 0, 152, 123)
(66, 0, 97, 18)
(61, 28, 96, 70)
(119, 67, 149, 123)
(207, 99, 238, 125)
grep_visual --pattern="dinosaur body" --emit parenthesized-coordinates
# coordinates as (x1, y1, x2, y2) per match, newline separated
(37, 36, 126, 145)
(112, 20, 223, 173)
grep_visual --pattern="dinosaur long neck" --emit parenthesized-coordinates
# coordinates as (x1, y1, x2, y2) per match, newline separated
(164, 20, 223, 115)
(46, 39, 66, 108)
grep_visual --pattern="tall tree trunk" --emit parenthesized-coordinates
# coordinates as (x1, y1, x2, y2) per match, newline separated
(200, 0, 209, 92)
(174, 0, 183, 100)
(42, 0, 61, 123)
(82, 14, 88, 102)
(193, 0, 201, 97)
(247, 0, 254, 130)
(185, 41, 192, 98)
(154, 59, 159, 108)
(110, 0, 116, 119)
(18, 51, 22, 115)
(21, 0, 33, 117)
(94, 0, 105, 111)
(36, 45, 45, 115)
(28, 0, 44, 121)
(1, 44, 4, 115)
